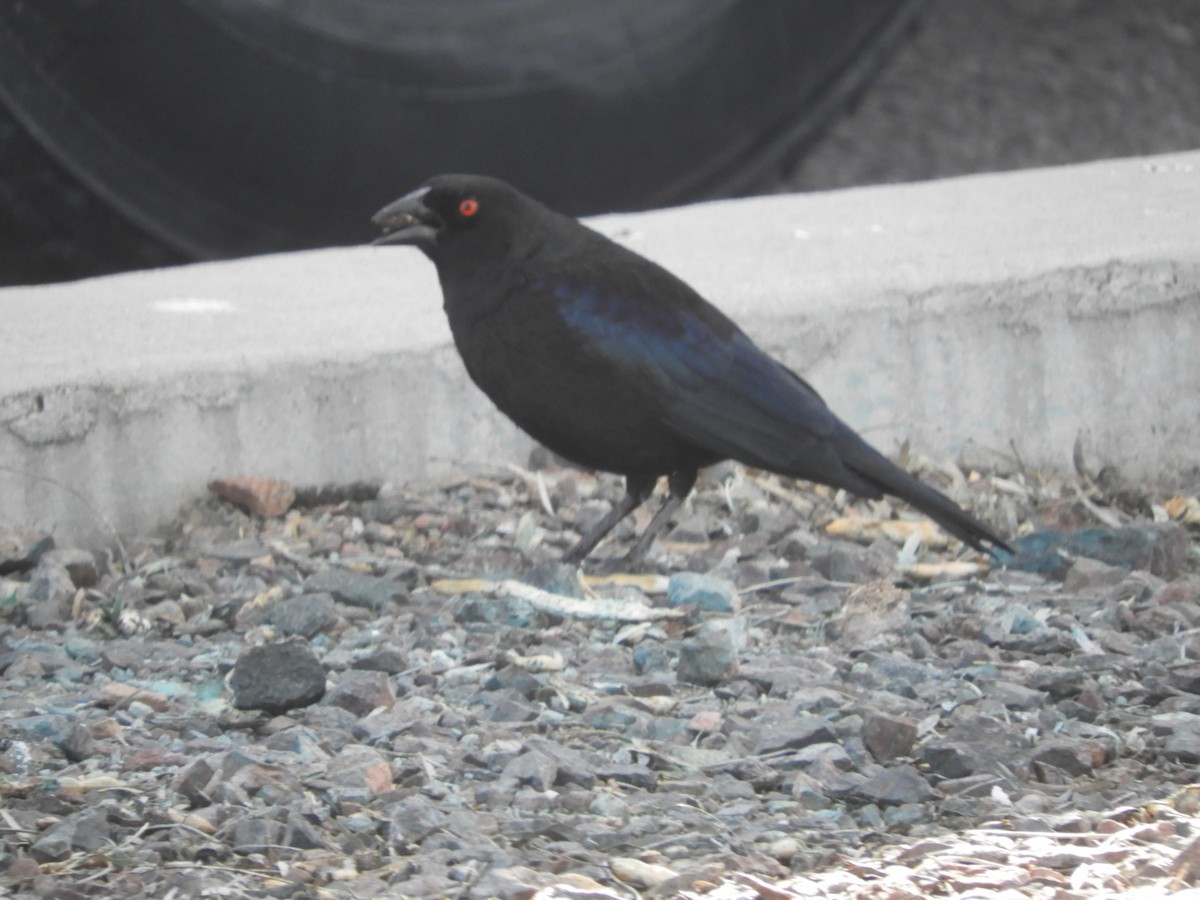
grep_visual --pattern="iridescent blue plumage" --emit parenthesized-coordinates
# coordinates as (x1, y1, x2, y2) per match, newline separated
(374, 173, 1011, 561)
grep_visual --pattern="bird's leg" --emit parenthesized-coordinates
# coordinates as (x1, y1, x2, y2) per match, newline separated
(625, 468, 698, 564)
(562, 474, 656, 563)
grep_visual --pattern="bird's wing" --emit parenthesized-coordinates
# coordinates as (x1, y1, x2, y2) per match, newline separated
(540, 249, 1010, 554)
(554, 272, 871, 490)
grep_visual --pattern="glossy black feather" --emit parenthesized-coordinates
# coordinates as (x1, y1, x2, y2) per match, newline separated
(374, 174, 1011, 559)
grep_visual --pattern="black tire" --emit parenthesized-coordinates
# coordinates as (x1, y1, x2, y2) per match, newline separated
(0, 102, 188, 284)
(0, 1, 924, 285)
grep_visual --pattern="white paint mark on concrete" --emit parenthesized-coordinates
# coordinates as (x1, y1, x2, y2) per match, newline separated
(153, 298, 236, 314)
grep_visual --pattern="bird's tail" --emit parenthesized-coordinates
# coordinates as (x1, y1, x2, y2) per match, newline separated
(836, 432, 1012, 557)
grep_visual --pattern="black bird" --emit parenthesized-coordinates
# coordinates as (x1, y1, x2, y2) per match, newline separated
(373, 175, 1011, 563)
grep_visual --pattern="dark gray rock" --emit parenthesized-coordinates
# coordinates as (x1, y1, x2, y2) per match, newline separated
(227, 811, 286, 852)
(28, 824, 73, 863)
(172, 754, 219, 805)
(1063, 557, 1129, 594)
(303, 568, 407, 610)
(29, 809, 111, 862)
(61, 721, 98, 762)
(1031, 738, 1096, 778)
(351, 645, 409, 674)
(1029, 666, 1089, 699)
(677, 618, 744, 686)
(985, 680, 1050, 710)
(1161, 734, 1200, 765)
(263, 726, 331, 763)
(755, 715, 837, 755)
(387, 795, 448, 846)
(850, 657, 943, 696)
(632, 641, 673, 674)
(299, 703, 360, 750)
(43, 547, 99, 588)
(25, 558, 76, 629)
(10, 713, 72, 748)
(483, 666, 543, 699)
(325, 669, 396, 718)
(352, 695, 438, 742)
(0, 526, 54, 575)
(229, 639, 326, 714)
(1169, 662, 1200, 695)
(267, 591, 339, 637)
(861, 711, 918, 762)
(481, 689, 541, 723)
(594, 762, 658, 791)
(190, 537, 270, 562)
(807, 541, 893, 583)
(501, 749, 559, 791)
(327, 744, 393, 803)
(790, 742, 855, 773)
(854, 765, 935, 806)
(525, 738, 597, 789)
(922, 742, 980, 780)
(790, 771, 833, 809)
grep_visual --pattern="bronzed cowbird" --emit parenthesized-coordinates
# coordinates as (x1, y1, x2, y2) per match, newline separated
(374, 175, 1010, 563)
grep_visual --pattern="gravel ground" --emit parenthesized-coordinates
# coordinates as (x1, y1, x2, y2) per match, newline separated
(2, 452, 1199, 898)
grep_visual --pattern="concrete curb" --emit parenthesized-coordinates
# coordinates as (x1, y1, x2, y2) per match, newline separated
(3, 151, 1198, 547)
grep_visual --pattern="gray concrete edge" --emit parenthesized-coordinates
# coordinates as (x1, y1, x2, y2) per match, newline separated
(3, 152, 1198, 548)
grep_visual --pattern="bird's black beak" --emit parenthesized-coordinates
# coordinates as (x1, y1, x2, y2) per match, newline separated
(372, 186, 441, 246)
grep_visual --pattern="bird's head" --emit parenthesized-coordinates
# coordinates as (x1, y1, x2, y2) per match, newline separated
(372, 174, 543, 258)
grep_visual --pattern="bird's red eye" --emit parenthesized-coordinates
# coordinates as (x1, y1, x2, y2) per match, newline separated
(459, 197, 479, 217)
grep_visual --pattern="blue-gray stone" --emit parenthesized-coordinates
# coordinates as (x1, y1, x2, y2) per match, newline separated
(632, 642, 672, 674)
(1000, 605, 1041, 634)
(668, 572, 738, 613)
(677, 619, 745, 686)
